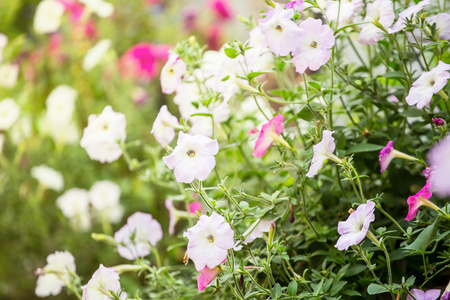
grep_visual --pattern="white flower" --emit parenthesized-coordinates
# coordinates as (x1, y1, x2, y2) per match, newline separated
(56, 188, 91, 231)
(151, 105, 180, 146)
(35, 251, 76, 297)
(0, 33, 8, 63)
(358, 0, 395, 46)
(31, 165, 64, 192)
(306, 130, 342, 178)
(243, 220, 272, 244)
(0, 98, 20, 130)
(80, 106, 126, 163)
(83, 39, 111, 71)
(89, 180, 123, 224)
(79, 0, 114, 18)
(160, 53, 186, 94)
(326, 0, 363, 26)
(11, 116, 32, 144)
(46, 85, 77, 124)
(174, 82, 200, 119)
(427, 13, 450, 41)
(189, 101, 230, 137)
(0, 64, 19, 88)
(82, 265, 126, 300)
(184, 212, 234, 271)
(163, 132, 219, 183)
(389, 0, 430, 33)
(114, 212, 163, 260)
(33, 0, 65, 34)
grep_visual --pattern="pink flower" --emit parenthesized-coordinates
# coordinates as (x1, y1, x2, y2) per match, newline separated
(189, 201, 203, 214)
(428, 136, 450, 197)
(406, 289, 441, 300)
(427, 13, 450, 41)
(405, 183, 440, 221)
(184, 212, 234, 271)
(326, 0, 363, 25)
(387, 95, 399, 103)
(252, 113, 284, 158)
(259, 4, 302, 56)
(405, 61, 450, 109)
(160, 53, 187, 94)
(306, 130, 342, 178)
(197, 259, 226, 291)
(151, 105, 180, 146)
(432, 118, 445, 126)
(389, 0, 430, 33)
(243, 219, 272, 244)
(292, 18, 335, 74)
(207, 0, 232, 21)
(358, 0, 395, 46)
(284, 0, 304, 11)
(114, 212, 163, 260)
(379, 141, 417, 173)
(163, 132, 219, 183)
(82, 264, 126, 300)
(335, 201, 376, 251)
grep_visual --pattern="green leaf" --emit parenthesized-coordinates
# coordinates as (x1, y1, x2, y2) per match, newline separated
(248, 71, 268, 80)
(336, 264, 350, 281)
(271, 283, 282, 299)
(346, 143, 384, 155)
(343, 290, 362, 296)
(307, 81, 321, 91)
(224, 48, 239, 59)
(404, 219, 439, 251)
(400, 108, 424, 117)
(330, 281, 347, 296)
(287, 281, 298, 296)
(344, 265, 366, 277)
(367, 283, 390, 295)
(381, 71, 405, 79)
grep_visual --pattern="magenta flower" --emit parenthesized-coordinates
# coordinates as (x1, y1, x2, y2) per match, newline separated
(406, 289, 441, 300)
(379, 141, 418, 173)
(335, 200, 376, 251)
(189, 201, 203, 214)
(184, 212, 234, 271)
(306, 130, 342, 178)
(163, 132, 219, 183)
(197, 259, 226, 291)
(292, 18, 335, 74)
(428, 136, 450, 197)
(207, 0, 232, 21)
(259, 4, 302, 56)
(406, 183, 440, 221)
(389, 0, 430, 33)
(284, 0, 304, 11)
(358, 0, 395, 46)
(405, 61, 450, 109)
(432, 118, 445, 126)
(252, 113, 285, 158)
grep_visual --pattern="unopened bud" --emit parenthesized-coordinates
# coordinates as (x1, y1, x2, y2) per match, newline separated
(348, 208, 356, 214)
(188, 36, 197, 47)
(420, 12, 426, 21)
(268, 221, 276, 247)
(289, 203, 295, 223)
(183, 252, 189, 266)
(432, 118, 445, 126)
(373, 19, 389, 34)
(164, 144, 174, 154)
(91, 233, 117, 245)
(239, 274, 244, 287)
(264, 0, 276, 8)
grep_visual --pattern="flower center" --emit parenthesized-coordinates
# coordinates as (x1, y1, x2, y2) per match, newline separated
(310, 41, 318, 48)
(207, 234, 214, 242)
(168, 67, 174, 75)
(186, 149, 196, 157)
(102, 124, 108, 131)
(275, 25, 283, 32)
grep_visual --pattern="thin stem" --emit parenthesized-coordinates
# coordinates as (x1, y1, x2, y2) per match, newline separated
(376, 203, 409, 238)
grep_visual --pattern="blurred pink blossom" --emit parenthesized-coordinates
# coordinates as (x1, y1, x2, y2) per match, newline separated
(207, 0, 232, 21)
(252, 113, 284, 158)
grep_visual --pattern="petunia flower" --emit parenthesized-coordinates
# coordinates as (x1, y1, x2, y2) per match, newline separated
(259, 4, 302, 57)
(292, 18, 335, 74)
(56, 188, 91, 231)
(114, 212, 163, 260)
(33, 0, 65, 34)
(428, 135, 450, 197)
(35, 251, 76, 297)
(197, 259, 226, 291)
(160, 53, 187, 94)
(335, 200, 376, 251)
(151, 105, 181, 146)
(78, 0, 114, 18)
(389, 0, 430, 33)
(243, 219, 272, 244)
(379, 141, 418, 173)
(189, 201, 203, 214)
(306, 130, 342, 178)
(406, 289, 441, 300)
(427, 13, 450, 41)
(441, 281, 450, 300)
(358, 0, 395, 46)
(326, 0, 363, 26)
(82, 39, 111, 71)
(284, 0, 304, 11)
(184, 212, 234, 271)
(89, 180, 123, 224)
(405, 182, 440, 221)
(82, 264, 126, 300)
(252, 113, 287, 158)
(0, 98, 20, 130)
(432, 118, 445, 127)
(0, 64, 19, 89)
(31, 165, 64, 192)
(163, 132, 219, 183)
(405, 61, 450, 109)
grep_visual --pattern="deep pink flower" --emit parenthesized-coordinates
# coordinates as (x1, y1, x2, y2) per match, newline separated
(379, 141, 417, 173)
(432, 118, 445, 126)
(189, 201, 203, 214)
(206, 24, 222, 51)
(252, 113, 284, 158)
(207, 0, 232, 21)
(197, 259, 226, 291)
(405, 183, 438, 221)
(406, 289, 441, 300)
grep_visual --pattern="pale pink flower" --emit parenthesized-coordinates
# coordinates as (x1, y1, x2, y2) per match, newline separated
(335, 201, 375, 251)
(243, 219, 272, 244)
(387, 95, 399, 103)
(160, 53, 186, 94)
(427, 13, 450, 41)
(184, 212, 234, 271)
(114, 212, 163, 260)
(405, 61, 450, 109)
(359, 0, 395, 46)
(405, 183, 440, 221)
(259, 4, 302, 56)
(379, 141, 417, 173)
(306, 130, 342, 178)
(389, 0, 430, 33)
(197, 259, 226, 291)
(285, 0, 304, 11)
(326, 0, 363, 25)
(292, 18, 335, 74)
(163, 132, 219, 183)
(428, 135, 450, 197)
(406, 289, 441, 300)
(151, 105, 180, 146)
(252, 113, 284, 158)
(82, 264, 126, 300)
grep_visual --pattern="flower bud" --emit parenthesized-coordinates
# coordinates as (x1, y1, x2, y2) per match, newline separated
(264, 0, 276, 8)
(432, 118, 445, 126)
(289, 203, 295, 223)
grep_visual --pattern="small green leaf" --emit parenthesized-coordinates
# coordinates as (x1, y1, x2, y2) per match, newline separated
(367, 283, 390, 295)
(271, 283, 282, 299)
(248, 71, 268, 80)
(400, 108, 424, 117)
(307, 81, 321, 91)
(404, 219, 439, 251)
(346, 143, 384, 155)
(287, 281, 298, 296)
(224, 48, 239, 58)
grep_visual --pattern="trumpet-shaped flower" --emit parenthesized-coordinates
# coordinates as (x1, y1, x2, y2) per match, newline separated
(0, 98, 20, 130)
(285, 0, 304, 11)
(358, 0, 395, 46)
(33, 0, 65, 34)
(114, 212, 163, 260)
(441, 282, 450, 300)
(259, 4, 302, 57)
(31, 165, 64, 192)
(184, 212, 234, 271)
(379, 141, 417, 173)
(243, 219, 272, 244)
(35, 251, 76, 297)
(406, 289, 441, 300)
(160, 53, 186, 94)
(428, 136, 450, 197)
(306, 130, 342, 178)
(163, 132, 219, 183)
(252, 113, 285, 158)
(405, 183, 440, 221)
(151, 105, 180, 146)
(82, 265, 126, 300)
(292, 18, 335, 74)
(197, 259, 226, 291)
(389, 0, 430, 33)
(89, 180, 123, 224)
(335, 200, 376, 251)
(405, 61, 450, 109)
